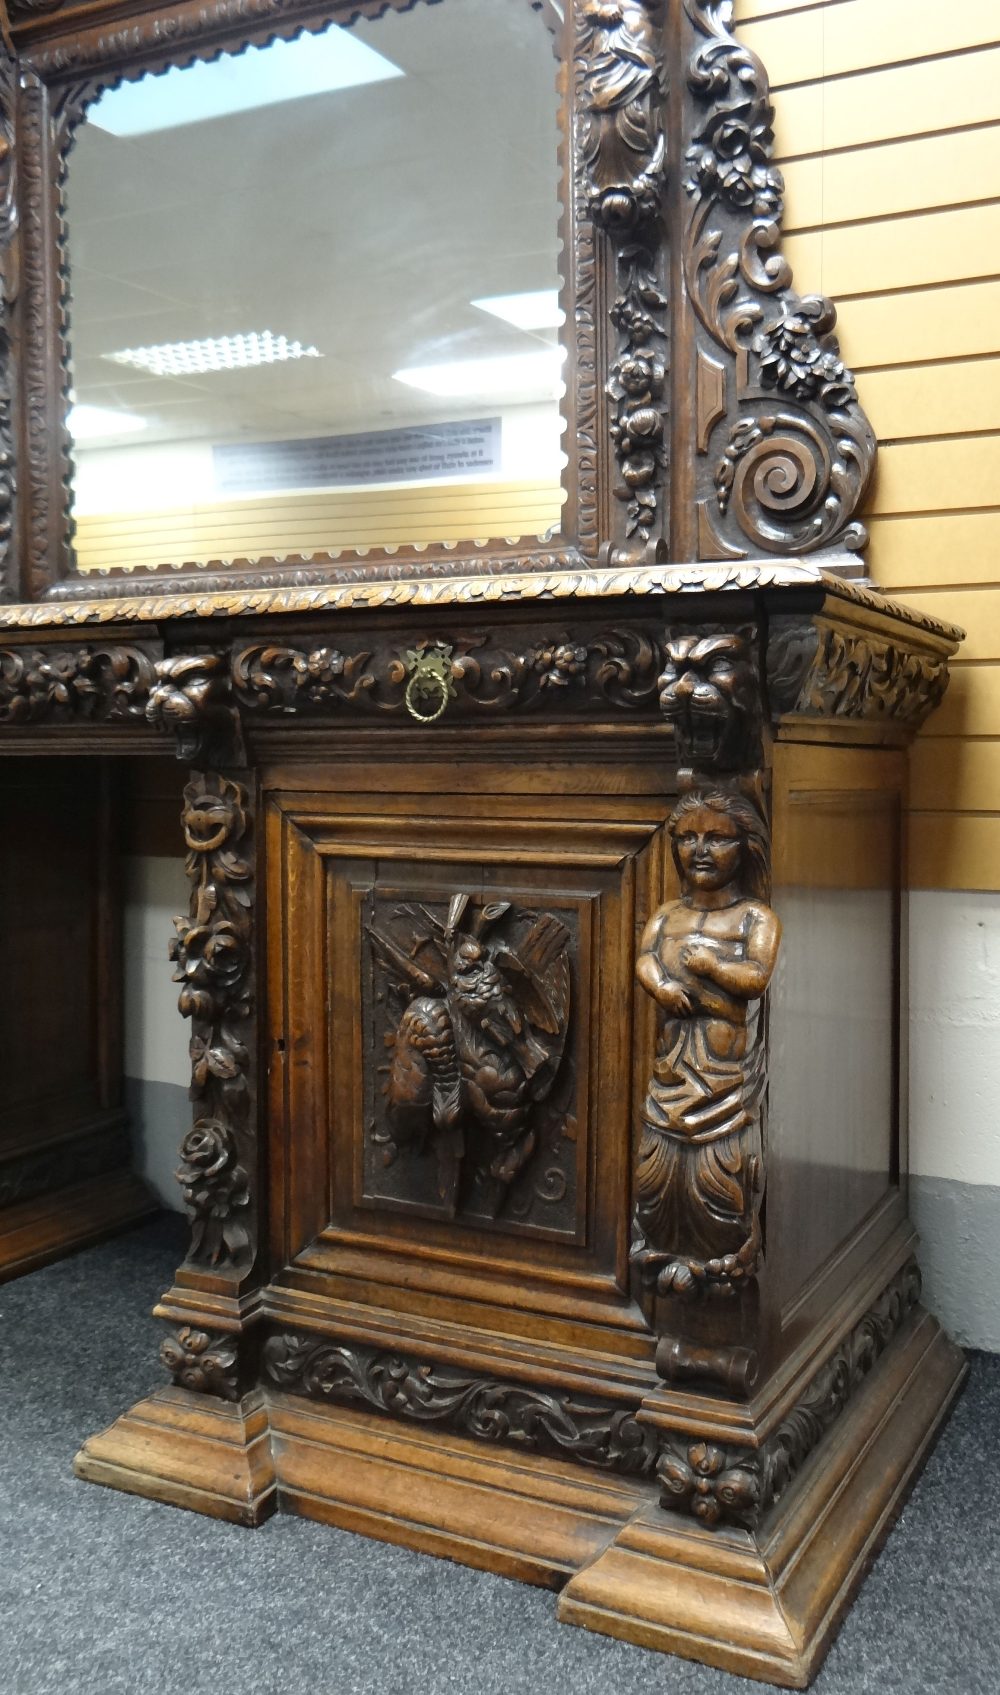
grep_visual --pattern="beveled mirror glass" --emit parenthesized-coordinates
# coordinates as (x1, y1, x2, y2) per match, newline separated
(63, 0, 565, 576)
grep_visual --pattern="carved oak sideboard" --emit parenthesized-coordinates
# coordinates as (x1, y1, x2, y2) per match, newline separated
(0, 0, 968, 1682)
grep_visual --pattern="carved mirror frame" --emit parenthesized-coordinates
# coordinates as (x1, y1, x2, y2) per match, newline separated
(0, 0, 877, 608)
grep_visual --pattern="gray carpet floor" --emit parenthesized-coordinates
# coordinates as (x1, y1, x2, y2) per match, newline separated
(2, 1215, 998, 1695)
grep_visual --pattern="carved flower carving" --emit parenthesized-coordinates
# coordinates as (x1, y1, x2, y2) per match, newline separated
(170, 915, 249, 1019)
(754, 299, 858, 410)
(532, 642, 589, 687)
(160, 1326, 239, 1401)
(292, 646, 346, 702)
(685, 101, 784, 220)
(610, 350, 666, 402)
(658, 1439, 762, 1528)
(175, 1120, 250, 1265)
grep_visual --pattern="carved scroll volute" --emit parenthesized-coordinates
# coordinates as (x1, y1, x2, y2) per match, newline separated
(681, 0, 875, 571)
(577, 0, 669, 565)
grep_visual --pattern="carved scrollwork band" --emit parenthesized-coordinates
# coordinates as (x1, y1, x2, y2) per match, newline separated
(170, 773, 256, 1273)
(260, 1261, 921, 1514)
(0, 641, 156, 720)
(264, 1332, 660, 1477)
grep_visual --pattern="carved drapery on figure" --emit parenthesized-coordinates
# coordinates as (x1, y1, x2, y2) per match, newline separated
(367, 893, 573, 1225)
(170, 773, 255, 1272)
(632, 785, 780, 1300)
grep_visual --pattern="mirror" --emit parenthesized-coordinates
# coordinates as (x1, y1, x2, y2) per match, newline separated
(63, 0, 565, 576)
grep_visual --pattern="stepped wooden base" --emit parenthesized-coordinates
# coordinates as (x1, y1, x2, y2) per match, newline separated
(74, 1310, 966, 1686)
(74, 1386, 277, 1526)
(0, 1171, 157, 1282)
(560, 1311, 967, 1687)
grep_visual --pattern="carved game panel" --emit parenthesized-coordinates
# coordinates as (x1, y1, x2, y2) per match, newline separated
(362, 885, 582, 1238)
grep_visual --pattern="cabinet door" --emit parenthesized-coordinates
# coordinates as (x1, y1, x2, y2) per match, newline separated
(263, 757, 674, 1359)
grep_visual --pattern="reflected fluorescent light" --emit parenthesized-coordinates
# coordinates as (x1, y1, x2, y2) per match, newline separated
(472, 290, 563, 331)
(393, 349, 565, 399)
(68, 403, 148, 441)
(105, 331, 322, 378)
(88, 28, 402, 137)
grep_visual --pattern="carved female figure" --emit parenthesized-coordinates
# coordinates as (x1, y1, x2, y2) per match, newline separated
(632, 788, 781, 1295)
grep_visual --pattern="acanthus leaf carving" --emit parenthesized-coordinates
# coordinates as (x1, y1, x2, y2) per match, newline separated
(766, 618, 950, 729)
(170, 773, 255, 1271)
(0, 641, 156, 721)
(160, 1325, 240, 1402)
(683, 0, 875, 564)
(264, 1333, 660, 1477)
(232, 626, 664, 719)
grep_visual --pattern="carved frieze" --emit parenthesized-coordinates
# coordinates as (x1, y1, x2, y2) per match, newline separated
(264, 1332, 660, 1477)
(170, 774, 255, 1272)
(657, 1262, 922, 1527)
(366, 892, 576, 1228)
(0, 641, 156, 721)
(232, 627, 663, 720)
(160, 1325, 239, 1401)
(0, 1122, 129, 1209)
(632, 785, 779, 1300)
(658, 624, 762, 769)
(766, 618, 950, 729)
(683, 0, 875, 563)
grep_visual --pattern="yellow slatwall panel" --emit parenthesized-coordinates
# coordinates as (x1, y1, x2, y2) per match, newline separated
(75, 480, 564, 573)
(733, 0, 1000, 890)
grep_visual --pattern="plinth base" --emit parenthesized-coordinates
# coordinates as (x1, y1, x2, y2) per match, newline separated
(74, 1308, 966, 1687)
(0, 1171, 157, 1283)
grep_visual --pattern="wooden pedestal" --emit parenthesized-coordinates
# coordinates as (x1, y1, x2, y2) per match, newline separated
(76, 1299, 964, 1687)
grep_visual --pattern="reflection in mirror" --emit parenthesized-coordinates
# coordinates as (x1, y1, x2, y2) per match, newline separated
(63, 0, 565, 575)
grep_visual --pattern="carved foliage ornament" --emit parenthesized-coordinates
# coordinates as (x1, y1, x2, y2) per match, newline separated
(160, 1326, 239, 1402)
(232, 627, 663, 718)
(683, 0, 875, 561)
(767, 619, 950, 728)
(169, 774, 255, 1270)
(633, 785, 779, 1300)
(0, 642, 156, 721)
(264, 1333, 659, 1476)
(657, 1262, 922, 1527)
(577, 0, 669, 561)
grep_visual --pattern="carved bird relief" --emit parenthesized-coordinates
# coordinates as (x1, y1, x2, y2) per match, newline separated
(368, 894, 571, 1221)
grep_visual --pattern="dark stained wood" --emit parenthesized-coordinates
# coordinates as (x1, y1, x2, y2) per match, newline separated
(0, 758, 155, 1278)
(0, 0, 971, 1685)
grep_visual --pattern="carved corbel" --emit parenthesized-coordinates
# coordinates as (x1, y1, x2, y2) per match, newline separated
(146, 651, 243, 763)
(658, 623, 763, 770)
